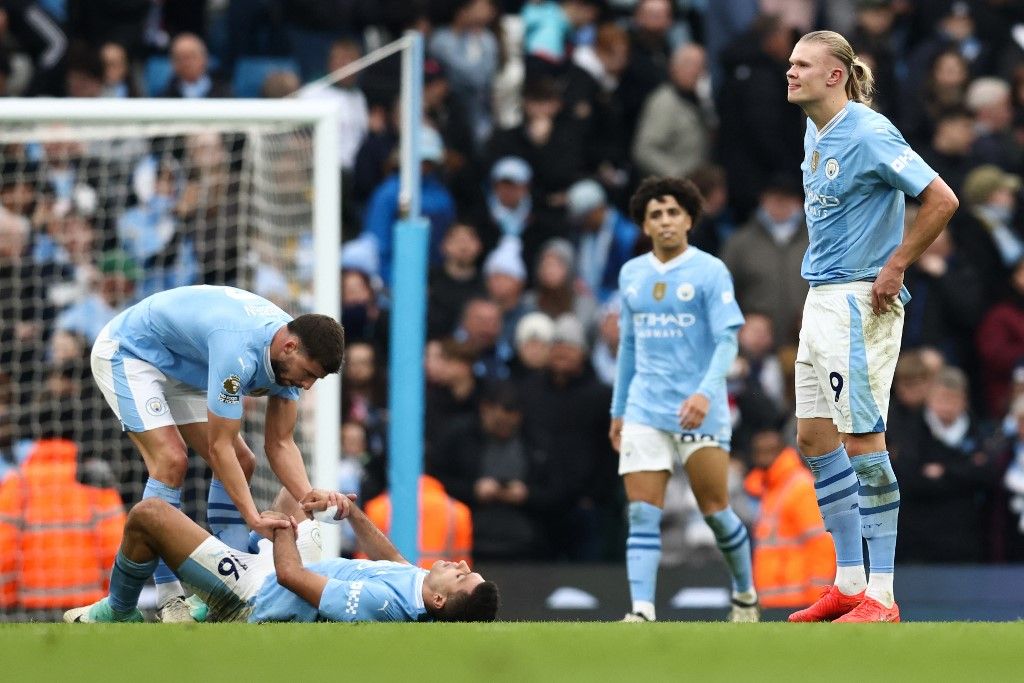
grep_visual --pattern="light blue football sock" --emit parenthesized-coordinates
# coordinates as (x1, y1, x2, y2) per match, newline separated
(248, 530, 262, 553)
(704, 507, 754, 594)
(108, 551, 158, 614)
(626, 501, 662, 606)
(207, 479, 249, 551)
(143, 478, 182, 587)
(851, 451, 900, 574)
(804, 445, 864, 568)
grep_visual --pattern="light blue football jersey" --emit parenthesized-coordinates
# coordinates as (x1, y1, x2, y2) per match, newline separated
(801, 101, 937, 286)
(249, 558, 428, 622)
(105, 285, 300, 419)
(611, 248, 745, 442)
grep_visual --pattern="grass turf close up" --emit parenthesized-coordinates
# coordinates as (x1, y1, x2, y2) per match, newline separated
(3, 622, 1022, 682)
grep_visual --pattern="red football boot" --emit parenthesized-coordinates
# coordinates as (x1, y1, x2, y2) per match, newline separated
(788, 585, 865, 622)
(833, 597, 900, 623)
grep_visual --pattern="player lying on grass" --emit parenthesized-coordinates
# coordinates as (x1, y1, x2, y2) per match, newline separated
(64, 490, 500, 623)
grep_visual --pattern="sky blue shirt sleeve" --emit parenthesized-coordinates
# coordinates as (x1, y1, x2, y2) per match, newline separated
(206, 329, 251, 419)
(610, 270, 635, 418)
(695, 262, 744, 398)
(318, 579, 401, 622)
(865, 123, 937, 198)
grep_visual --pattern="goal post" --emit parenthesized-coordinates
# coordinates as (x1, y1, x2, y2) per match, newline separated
(0, 97, 343, 557)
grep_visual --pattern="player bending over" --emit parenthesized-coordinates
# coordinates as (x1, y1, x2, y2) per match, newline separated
(64, 491, 500, 623)
(610, 176, 757, 622)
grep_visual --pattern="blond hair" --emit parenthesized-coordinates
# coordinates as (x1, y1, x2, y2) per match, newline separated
(799, 30, 874, 107)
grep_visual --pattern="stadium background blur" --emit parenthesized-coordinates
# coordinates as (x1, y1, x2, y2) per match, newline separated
(3, 0, 1024, 618)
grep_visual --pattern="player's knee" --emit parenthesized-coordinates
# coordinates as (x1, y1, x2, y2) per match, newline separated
(695, 495, 728, 516)
(150, 449, 189, 487)
(130, 498, 171, 529)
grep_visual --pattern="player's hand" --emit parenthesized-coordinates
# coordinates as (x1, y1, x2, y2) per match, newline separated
(301, 489, 357, 521)
(503, 480, 528, 505)
(678, 394, 709, 431)
(609, 417, 624, 452)
(253, 511, 294, 539)
(871, 264, 904, 315)
(474, 477, 501, 503)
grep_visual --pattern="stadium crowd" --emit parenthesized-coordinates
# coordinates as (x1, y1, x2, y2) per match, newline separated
(5, 0, 1024, 613)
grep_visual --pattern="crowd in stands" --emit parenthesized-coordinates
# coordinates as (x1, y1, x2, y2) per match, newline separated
(3, 1, 1024, 611)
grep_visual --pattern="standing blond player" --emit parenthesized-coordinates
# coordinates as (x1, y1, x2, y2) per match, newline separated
(785, 31, 958, 622)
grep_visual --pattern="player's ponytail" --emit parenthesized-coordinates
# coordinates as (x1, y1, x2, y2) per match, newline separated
(799, 30, 875, 108)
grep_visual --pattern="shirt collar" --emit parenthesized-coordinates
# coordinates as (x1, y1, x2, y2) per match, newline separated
(646, 246, 697, 274)
(815, 102, 850, 142)
(414, 569, 428, 610)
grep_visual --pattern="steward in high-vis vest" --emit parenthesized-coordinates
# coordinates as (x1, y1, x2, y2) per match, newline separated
(0, 438, 125, 609)
(362, 475, 472, 569)
(744, 442, 835, 608)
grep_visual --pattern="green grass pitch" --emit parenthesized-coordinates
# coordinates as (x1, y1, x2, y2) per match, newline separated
(4, 622, 1023, 682)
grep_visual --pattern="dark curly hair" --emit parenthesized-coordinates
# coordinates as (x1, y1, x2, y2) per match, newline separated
(287, 314, 346, 374)
(437, 580, 501, 622)
(628, 176, 705, 227)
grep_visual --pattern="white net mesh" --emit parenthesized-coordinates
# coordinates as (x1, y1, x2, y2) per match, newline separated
(0, 119, 321, 617)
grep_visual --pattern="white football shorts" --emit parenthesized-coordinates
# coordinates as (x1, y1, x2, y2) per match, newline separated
(90, 323, 207, 432)
(179, 520, 323, 623)
(795, 281, 904, 434)
(618, 421, 723, 475)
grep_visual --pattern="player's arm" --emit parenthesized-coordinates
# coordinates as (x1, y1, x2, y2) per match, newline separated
(207, 412, 287, 539)
(609, 272, 636, 451)
(263, 395, 314, 503)
(873, 175, 959, 313)
(679, 328, 739, 430)
(347, 503, 408, 564)
(270, 513, 329, 607)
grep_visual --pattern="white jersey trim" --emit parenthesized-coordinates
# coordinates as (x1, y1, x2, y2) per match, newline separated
(645, 247, 698, 275)
(814, 105, 849, 142)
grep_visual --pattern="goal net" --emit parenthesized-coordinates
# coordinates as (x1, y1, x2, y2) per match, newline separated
(0, 99, 341, 619)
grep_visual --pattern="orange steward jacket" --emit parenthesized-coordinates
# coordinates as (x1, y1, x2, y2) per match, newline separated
(362, 475, 473, 569)
(0, 439, 125, 609)
(744, 447, 835, 607)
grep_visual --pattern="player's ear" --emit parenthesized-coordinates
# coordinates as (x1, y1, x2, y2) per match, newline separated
(431, 591, 446, 610)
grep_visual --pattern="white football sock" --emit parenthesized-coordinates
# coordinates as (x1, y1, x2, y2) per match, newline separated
(865, 572, 894, 608)
(632, 600, 656, 621)
(834, 565, 867, 595)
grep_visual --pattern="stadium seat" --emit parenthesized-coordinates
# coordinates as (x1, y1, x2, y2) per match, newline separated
(143, 56, 173, 97)
(232, 57, 301, 98)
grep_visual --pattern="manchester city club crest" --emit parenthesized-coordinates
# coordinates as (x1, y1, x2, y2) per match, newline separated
(810, 150, 820, 173)
(653, 282, 666, 301)
(676, 283, 695, 301)
(145, 397, 167, 416)
(825, 158, 840, 179)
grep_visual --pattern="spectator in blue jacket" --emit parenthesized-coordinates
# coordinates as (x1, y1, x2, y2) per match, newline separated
(566, 179, 639, 302)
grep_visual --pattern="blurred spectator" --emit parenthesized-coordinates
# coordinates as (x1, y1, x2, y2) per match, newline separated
(848, 0, 899, 119)
(521, 314, 617, 560)
(480, 156, 540, 259)
(1000, 394, 1024, 560)
(953, 165, 1023, 304)
(0, 436, 125, 611)
(511, 311, 554, 381)
(590, 294, 619, 386)
(260, 69, 300, 98)
(703, 0, 758, 92)
(162, 33, 231, 99)
(362, 125, 456, 286)
(977, 259, 1024, 418)
(67, 0, 149, 57)
(563, 22, 632, 184)
(456, 296, 515, 381)
(341, 269, 389, 356)
(907, 1, 995, 89)
(965, 77, 1021, 173)
(428, 222, 486, 340)
(900, 226, 984, 368)
(522, 237, 597, 329)
(742, 428, 835, 608)
(734, 313, 786, 412)
(54, 249, 139, 343)
(901, 48, 970, 149)
(619, 0, 675, 142)
(566, 178, 640, 303)
(522, 0, 601, 70)
(716, 14, 803, 221)
(425, 337, 481, 448)
(340, 341, 387, 452)
(720, 174, 808, 347)
(422, 57, 477, 208)
(282, 0, 366, 82)
(64, 42, 103, 98)
(632, 43, 711, 180)
(486, 75, 587, 214)
(919, 106, 976, 194)
(363, 475, 473, 569)
(887, 349, 939, 456)
(429, 0, 500, 147)
(99, 42, 137, 98)
(893, 366, 996, 563)
(0, 1, 67, 95)
(482, 240, 529, 353)
(297, 39, 369, 172)
(686, 164, 738, 256)
(117, 155, 199, 299)
(431, 380, 545, 560)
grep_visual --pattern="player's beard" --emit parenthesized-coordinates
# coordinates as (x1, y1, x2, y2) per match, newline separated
(270, 358, 287, 386)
